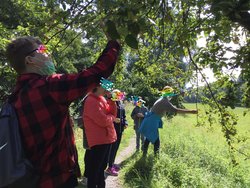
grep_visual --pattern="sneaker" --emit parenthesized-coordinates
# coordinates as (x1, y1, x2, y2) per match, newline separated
(112, 164, 120, 171)
(105, 167, 118, 176)
(79, 177, 87, 185)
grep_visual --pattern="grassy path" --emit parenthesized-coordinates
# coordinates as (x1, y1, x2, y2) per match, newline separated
(105, 136, 136, 188)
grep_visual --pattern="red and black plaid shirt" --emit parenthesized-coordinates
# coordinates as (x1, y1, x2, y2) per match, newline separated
(12, 41, 120, 188)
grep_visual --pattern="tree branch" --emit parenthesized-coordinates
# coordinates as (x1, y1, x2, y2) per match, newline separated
(45, 0, 95, 44)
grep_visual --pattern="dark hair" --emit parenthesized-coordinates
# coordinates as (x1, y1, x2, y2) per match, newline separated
(92, 87, 98, 93)
(92, 83, 102, 93)
(6, 36, 42, 73)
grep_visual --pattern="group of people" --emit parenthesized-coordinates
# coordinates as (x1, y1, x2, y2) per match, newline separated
(81, 86, 128, 187)
(4, 36, 122, 188)
(131, 90, 197, 157)
(2, 36, 197, 188)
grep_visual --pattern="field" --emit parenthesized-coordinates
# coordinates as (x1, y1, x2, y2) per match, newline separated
(120, 103, 250, 188)
(74, 103, 250, 187)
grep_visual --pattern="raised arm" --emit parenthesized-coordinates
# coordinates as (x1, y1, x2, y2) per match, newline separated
(48, 40, 121, 104)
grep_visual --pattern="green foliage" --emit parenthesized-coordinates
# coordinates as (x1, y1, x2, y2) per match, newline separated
(0, 65, 17, 104)
(125, 34, 138, 49)
(121, 104, 250, 188)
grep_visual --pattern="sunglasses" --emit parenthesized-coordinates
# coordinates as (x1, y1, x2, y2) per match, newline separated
(26, 44, 48, 56)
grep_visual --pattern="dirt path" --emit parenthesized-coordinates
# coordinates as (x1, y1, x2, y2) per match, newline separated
(105, 136, 136, 188)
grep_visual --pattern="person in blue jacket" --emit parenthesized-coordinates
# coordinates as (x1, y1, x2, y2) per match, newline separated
(139, 86, 198, 156)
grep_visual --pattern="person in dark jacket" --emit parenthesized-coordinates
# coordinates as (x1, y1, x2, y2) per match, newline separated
(131, 98, 148, 151)
(106, 100, 128, 176)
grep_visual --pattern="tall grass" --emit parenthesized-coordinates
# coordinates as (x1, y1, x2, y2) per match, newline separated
(121, 103, 250, 188)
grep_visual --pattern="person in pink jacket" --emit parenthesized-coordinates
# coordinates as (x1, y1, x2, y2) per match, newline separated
(83, 85, 120, 188)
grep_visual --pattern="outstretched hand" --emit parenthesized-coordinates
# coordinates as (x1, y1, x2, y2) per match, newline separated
(191, 110, 198, 114)
(114, 118, 121, 123)
(99, 20, 121, 44)
(137, 113, 144, 118)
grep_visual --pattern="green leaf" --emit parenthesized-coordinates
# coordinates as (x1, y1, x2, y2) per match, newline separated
(234, 12, 241, 19)
(117, 26, 128, 36)
(125, 34, 138, 49)
(117, 7, 128, 17)
(211, 0, 234, 13)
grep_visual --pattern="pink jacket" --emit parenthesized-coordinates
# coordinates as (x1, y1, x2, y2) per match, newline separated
(83, 93, 117, 148)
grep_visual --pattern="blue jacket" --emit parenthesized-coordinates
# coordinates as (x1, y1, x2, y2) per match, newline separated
(139, 112, 162, 143)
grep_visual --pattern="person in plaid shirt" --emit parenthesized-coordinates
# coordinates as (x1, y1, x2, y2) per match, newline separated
(5, 36, 120, 188)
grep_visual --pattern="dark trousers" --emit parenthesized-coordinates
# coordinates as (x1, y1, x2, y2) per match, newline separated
(84, 144, 110, 188)
(143, 138, 160, 155)
(59, 175, 78, 188)
(135, 129, 144, 151)
(108, 132, 122, 168)
(84, 149, 90, 178)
